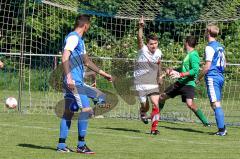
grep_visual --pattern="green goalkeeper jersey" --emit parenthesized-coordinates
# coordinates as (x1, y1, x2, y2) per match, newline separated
(177, 50, 200, 87)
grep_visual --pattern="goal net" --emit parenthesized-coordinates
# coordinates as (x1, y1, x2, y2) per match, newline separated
(1, 0, 240, 125)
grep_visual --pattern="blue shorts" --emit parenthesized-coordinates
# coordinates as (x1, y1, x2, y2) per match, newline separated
(63, 82, 106, 111)
(205, 75, 224, 102)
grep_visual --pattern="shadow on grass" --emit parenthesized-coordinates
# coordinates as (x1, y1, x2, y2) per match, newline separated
(102, 127, 141, 133)
(17, 144, 56, 151)
(160, 125, 209, 134)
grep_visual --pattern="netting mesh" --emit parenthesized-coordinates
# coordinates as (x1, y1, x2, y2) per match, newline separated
(0, 0, 240, 125)
(41, 0, 240, 21)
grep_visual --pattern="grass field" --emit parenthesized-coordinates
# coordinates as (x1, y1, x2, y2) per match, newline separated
(0, 88, 240, 159)
(1, 89, 240, 124)
(0, 113, 240, 159)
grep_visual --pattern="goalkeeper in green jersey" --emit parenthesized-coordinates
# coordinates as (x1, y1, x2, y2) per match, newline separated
(159, 36, 210, 126)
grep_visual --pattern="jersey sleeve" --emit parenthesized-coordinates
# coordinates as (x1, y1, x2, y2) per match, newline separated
(205, 46, 215, 62)
(64, 35, 79, 52)
(139, 45, 148, 53)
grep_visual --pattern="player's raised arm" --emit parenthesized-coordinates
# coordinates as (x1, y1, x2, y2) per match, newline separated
(138, 16, 144, 50)
(0, 60, 4, 69)
(82, 54, 112, 82)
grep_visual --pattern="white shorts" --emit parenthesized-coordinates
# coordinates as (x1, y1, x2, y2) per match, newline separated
(135, 84, 159, 103)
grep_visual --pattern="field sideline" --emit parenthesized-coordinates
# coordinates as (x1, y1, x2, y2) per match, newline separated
(0, 113, 240, 159)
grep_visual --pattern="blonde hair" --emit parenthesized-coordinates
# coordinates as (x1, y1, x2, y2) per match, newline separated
(206, 24, 219, 38)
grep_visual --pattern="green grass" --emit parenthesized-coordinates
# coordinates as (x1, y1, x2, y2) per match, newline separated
(0, 113, 240, 159)
(1, 89, 240, 125)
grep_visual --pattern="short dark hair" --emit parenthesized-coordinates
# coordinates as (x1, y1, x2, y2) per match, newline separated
(74, 14, 91, 29)
(185, 36, 197, 48)
(146, 33, 158, 43)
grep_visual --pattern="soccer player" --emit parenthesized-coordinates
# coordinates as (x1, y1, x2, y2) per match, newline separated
(57, 14, 112, 153)
(134, 16, 164, 135)
(0, 60, 4, 69)
(159, 36, 210, 126)
(197, 24, 227, 136)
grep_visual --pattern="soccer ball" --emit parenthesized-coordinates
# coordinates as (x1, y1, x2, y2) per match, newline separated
(5, 97, 18, 109)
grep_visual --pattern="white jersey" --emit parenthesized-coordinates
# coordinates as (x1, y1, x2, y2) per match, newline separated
(134, 45, 162, 92)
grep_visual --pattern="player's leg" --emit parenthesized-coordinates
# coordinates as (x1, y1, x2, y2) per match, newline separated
(206, 77, 226, 136)
(82, 84, 117, 116)
(185, 98, 210, 126)
(136, 85, 150, 124)
(159, 93, 169, 110)
(159, 82, 179, 109)
(76, 94, 95, 154)
(81, 84, 106, 104)
(139, 96, 150, 124)
(57, 103, 74, 152)
(181, 85, 210, 126)
(158, 82, 166, 111)
(70, 85, 95, 154)
(149, 94, 160, 135)
(155, 82, 180, 135)
(57, 86, 76, 152)
(211, 101, 227, 136)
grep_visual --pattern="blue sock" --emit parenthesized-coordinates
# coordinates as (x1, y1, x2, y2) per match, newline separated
(58, 118, 71, 148)
(78, 112, 89, 147)
(214, 107, 225, 129)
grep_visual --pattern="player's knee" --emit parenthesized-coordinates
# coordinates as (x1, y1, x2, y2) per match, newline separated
(186, 102, 192, 108)
(186, 100, 192, 106)
(79, 108, 93, 120)
(186, 101, 196, 111)
(82, 107, 93, 113)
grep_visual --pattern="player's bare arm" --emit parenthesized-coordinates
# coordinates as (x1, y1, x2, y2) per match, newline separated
(197, 61, 211, 82)
(0, 60, 4, 69)
(84, 70, 97, 87)
(138, 16, 144, 50)
(62, 49, 75, 90)
(83, 54, 112, 82)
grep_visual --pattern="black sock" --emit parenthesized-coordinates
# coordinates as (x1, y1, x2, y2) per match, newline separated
(59, 138, 66, 143)
(78, 136, 85, 142)
(219, 125, 226, 132)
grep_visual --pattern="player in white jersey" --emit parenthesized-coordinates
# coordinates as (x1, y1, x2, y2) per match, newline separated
(198, 24, 227, 136)
(134, 16, 164, 135)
